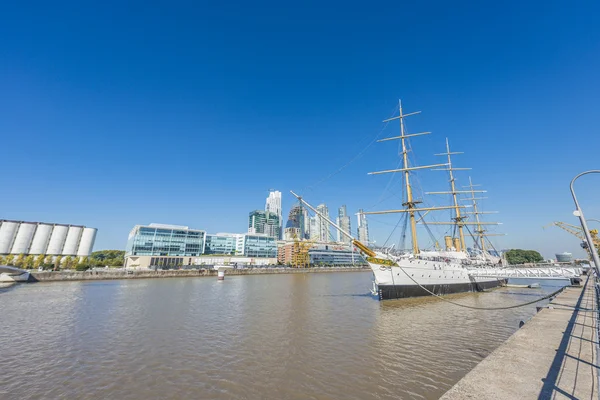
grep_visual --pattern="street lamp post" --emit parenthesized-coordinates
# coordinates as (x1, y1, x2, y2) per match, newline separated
(570, 170, 600, 275)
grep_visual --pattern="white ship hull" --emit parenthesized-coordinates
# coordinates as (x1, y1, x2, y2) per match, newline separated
(368, 257, 505, 300)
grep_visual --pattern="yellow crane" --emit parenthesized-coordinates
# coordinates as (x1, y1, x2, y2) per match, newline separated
(545, 221, 600, 258)
(289, 230, 316, 268)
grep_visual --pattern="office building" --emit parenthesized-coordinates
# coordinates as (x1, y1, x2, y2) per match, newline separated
(204, 233, 241, 255)
(0, 219, 97, 256)
(316, 204, 330, 242)
(357, 209, 369, 244)
(248, 210, 280, 239)
(277, 240, 366, 266)
(309, 243, 366, 266)
(336, 205, 352, 244)
(308, 216, 318, 240)
(286, 203, 306, 238)
(125, 226, 277, 268)
(265, 190, 283, 239)
(126, 223, 206, 257)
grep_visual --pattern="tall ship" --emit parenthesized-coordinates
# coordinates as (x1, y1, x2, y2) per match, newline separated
(292, 100, 506, 300)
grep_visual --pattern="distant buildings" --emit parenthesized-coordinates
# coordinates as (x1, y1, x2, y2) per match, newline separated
(285, 203, 306, 240)
(357, 209, 369, 244)
(125, 223, 277, 268)
(316, 204, 330, 242)
(556, 252, 573, 262)
(0, 219, 96, 257)
(336, 205, 352, 245)
(248, 210, 280, 239)
(265, 190, 282, 239)
(277, 241, 366, 266)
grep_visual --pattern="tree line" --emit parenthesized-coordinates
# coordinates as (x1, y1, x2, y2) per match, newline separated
(0, 250, 125, 271)
(504, 249, 544, 265)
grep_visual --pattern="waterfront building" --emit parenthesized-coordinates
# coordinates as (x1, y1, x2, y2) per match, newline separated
(357, 209, 369, 244)
(265, 190, 283, 239)
(316, 204, 330, 242)
(0, 219, 97, 257)
(125, 226, 277, 268)
(248, 210, 280, 239)
(336, 205, 352, 244)
(126, 223, 206, 257)
(204, 233, 241, 255)
(309, 243, 366, 266)
(277, 240, 366, 266)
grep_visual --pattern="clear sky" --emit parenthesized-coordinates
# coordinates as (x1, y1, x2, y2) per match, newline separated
(1, 1, 599, 258)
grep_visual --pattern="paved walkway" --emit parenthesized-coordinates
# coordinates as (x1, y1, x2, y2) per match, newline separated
(441, 276, 598, 400)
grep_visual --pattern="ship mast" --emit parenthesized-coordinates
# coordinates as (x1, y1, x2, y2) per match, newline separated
(425, 139, 482, 251)
(462, 177, 502, 252)
(363, 100, 455, 255)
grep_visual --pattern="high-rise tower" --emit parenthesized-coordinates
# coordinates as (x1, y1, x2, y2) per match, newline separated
(357, 209, 369, 244)
(336, 205, 352, 244)
(316, 204, 330, 242)
(265, 190, 282, 239)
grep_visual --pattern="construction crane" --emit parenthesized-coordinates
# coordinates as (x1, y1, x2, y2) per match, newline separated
(545, 221, 600, 258)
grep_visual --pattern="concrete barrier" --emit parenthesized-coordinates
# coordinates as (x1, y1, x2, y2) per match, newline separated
(29, 266, 370, 282)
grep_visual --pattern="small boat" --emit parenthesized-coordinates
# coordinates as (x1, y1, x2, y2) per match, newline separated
(0, 266, 30, 283)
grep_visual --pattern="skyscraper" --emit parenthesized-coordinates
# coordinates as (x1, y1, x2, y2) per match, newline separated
(316, 204, 330, 242)
(336, 205, 352, 244)
(265, 190, 282, 239)
(357, 209, 369, 244)
(248, 210, 280, 239)
(285, 203, 306, 239)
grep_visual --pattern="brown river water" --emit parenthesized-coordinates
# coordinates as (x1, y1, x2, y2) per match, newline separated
(0, 272, 562, 399)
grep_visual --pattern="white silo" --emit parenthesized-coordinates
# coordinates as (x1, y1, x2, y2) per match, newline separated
(62, 226, 83, 255)
(0, 221, 19, 254)
(46, 225, 69, 255)
(10, 223, 37, 254)
(76, 228, 97, 257)
(29, 223, 53, 254)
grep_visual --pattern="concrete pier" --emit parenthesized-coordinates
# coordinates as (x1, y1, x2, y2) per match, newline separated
(441, 276, 598, 399)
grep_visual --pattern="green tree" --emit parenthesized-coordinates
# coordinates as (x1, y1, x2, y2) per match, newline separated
(505, 249, 544, 265)
(23, 255, 35, 269)
(5, 254, 15, 266)
(14, 254, 25, 268)
(91, 250, 125, 267)
(0, 255, 4, 265)
(34, 254, 45, 269)
(63, 256, 74, 269)
(54, 256, 62, 270)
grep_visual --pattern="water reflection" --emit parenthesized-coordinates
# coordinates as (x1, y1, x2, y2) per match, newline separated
(0, 273, 563, 400)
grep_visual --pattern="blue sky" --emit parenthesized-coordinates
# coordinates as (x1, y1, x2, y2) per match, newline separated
(1, 0, 599, 258)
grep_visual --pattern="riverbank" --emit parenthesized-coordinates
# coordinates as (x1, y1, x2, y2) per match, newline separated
(440, 275, 597, 399)
(28, 266, 370, 282)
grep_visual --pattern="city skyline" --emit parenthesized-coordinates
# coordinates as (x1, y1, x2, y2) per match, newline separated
(1, 1, 599, 258)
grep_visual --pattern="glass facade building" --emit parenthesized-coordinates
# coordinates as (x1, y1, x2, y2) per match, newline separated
(242, 234, 277, 258)
(204, 234, 240, 255)
(126, 224, 205, 256)
(248, 210, 280, 239)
